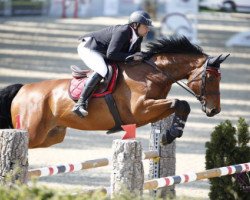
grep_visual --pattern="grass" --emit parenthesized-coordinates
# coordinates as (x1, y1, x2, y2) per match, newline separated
(0, 182, 206, 200)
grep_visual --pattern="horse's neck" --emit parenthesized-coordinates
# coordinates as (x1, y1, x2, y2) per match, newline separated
(120, 62, 155, 81)
(117, 62, 171, 101)
(155, 55, 207, 81)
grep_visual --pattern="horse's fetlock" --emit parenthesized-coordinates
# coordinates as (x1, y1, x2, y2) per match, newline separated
(168, 113, 186, 142)
(170, 126, 183, 138)
(161, 128, 183, 145)
(161, 130, 175, 145)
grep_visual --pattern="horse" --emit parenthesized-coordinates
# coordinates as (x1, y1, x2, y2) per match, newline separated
(0, 37, 229, 148)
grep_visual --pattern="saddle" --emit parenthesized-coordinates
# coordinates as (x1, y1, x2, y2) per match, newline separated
(69, 64, 118, 100)
(68, 63, 123, 134)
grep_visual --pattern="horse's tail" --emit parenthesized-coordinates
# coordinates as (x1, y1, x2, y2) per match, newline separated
(0, 84, 23, 129)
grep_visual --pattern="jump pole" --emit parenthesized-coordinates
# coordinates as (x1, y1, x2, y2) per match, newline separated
(144, 162, 250, 190)
(28, 150, 159, 179)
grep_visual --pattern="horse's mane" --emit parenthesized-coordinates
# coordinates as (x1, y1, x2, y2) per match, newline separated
(144, 36, 205, 59)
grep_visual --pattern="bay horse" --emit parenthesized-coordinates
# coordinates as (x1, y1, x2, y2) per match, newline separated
(0, 37, 229, 148)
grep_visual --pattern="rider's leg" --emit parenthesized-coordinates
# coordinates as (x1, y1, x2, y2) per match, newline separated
(72, 41, 107, 117)
(161, 100, 191, 145)
(72, 72, 103, 117)
(77, 41, 108, 77)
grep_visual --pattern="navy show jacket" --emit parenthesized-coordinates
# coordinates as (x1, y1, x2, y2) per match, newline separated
(80, 24, 143, 61)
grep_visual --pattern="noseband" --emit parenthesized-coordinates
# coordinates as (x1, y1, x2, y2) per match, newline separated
(144, 59, 221, 104)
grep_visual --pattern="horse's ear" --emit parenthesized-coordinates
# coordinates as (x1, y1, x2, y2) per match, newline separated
(208, 54, 230, 68)
(219, 54, 230, 63)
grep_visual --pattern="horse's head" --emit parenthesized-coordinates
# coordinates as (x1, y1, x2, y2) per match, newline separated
(187, 54, 230, 117)
(143, 36, 230, 117)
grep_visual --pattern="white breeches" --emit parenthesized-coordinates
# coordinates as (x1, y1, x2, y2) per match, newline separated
(77, 39, 107, 78)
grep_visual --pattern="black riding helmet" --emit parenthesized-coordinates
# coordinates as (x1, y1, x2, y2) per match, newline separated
(128, 11, 153, 27)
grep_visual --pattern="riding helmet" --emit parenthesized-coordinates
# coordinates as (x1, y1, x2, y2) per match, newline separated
(129, 11, 153, 27)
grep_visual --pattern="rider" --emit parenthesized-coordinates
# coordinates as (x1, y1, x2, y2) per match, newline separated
(72, 10, 153, 118)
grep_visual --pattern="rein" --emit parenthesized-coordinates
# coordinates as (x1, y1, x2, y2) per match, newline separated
(144, 59, 208, 102)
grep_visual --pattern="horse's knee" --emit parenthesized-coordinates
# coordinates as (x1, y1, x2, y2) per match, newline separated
(174, 100, 191, 116)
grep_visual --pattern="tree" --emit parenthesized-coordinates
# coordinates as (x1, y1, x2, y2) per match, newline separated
(205, 118, 250, 200)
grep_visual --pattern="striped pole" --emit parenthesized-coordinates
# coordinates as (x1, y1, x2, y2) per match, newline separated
(28, 150, 159, 179)
(144, 162, 250, 190)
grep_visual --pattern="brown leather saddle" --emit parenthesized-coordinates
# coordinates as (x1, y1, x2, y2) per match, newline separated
(69, 64, 118, 100)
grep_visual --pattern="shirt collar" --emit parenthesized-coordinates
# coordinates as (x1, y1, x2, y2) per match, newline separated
(130, 27, 139, 43)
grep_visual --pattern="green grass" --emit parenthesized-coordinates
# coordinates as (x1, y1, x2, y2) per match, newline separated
(0, 183, 107, 200)
(12, 0, 43, 8)
(0, 183, 205, 200)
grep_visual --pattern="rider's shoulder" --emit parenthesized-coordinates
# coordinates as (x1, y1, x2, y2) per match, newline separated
(111, 24, 129, 30)
(113, 24, 131, 34)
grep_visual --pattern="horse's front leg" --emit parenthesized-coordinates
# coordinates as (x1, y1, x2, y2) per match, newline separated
(137, 98, 190, 144)
(137, 98, 176, 123)
(161, 100, 191, 145)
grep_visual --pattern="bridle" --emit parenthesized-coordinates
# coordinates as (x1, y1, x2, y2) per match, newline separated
(144, 59, 221, 104)
(187, 60, 221, 100)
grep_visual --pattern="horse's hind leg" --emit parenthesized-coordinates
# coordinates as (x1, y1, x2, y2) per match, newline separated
(14, 112, 52, 148)
(161, 100, 191, 145)
(33, 126, 67, 148)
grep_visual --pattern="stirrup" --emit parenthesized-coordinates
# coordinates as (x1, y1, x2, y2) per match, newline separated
(72, 104, 88, 118)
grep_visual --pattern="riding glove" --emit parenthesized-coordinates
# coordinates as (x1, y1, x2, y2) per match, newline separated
(125, 52, 145, 62)
(132, 52, 145, 61)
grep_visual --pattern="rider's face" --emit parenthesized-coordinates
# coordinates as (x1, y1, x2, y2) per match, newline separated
(137, 24, 150, 37)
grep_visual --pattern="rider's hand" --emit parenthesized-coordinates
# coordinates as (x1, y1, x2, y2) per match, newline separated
(132, 52, 144, 61)
(125, 52, 146, 63)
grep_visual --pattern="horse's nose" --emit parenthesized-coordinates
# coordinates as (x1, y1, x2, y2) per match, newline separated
(209, 108, 220, 116)
(210, 109, 217, 115)
(205, 108, 220, 117)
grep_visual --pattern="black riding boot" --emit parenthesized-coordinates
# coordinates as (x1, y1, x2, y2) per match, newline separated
(72, 72, 103, 118)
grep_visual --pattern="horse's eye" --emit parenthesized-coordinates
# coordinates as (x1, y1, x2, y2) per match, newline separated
(207, 74, 217, 83)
